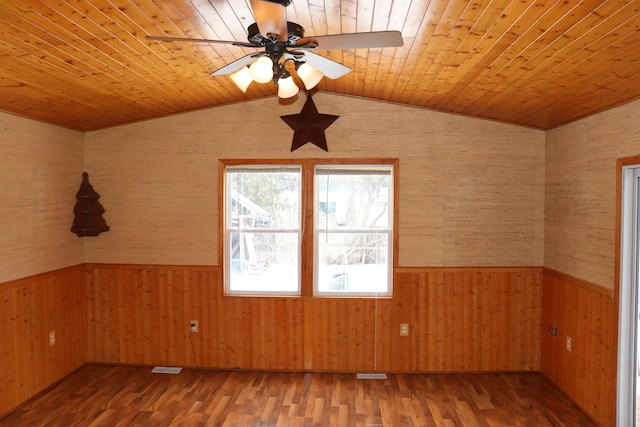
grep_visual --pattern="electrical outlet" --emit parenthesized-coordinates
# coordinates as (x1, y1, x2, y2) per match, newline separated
(566, 336, 572, 352)
(400, 323, 409, 336)
(49, 331, 56, 346)
(190, 320, 198, 333)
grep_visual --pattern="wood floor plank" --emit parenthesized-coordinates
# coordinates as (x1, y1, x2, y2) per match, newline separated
(0, 364, 598, 426)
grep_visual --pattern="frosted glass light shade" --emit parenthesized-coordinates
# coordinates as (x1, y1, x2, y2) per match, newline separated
(230, 67, 253, 92)
(297, 63, 323, 89)
(249, 57, 274, 84)
(277, 76, 299, 98)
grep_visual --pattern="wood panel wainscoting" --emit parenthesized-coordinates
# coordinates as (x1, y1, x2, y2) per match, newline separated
(0, 265, 87, 418)
(541, 268, 617, 427)
(85, 264, 542, 373)
(2, 264, 548, 420)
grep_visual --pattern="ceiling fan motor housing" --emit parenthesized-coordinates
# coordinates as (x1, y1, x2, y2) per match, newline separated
(264, 0, 293, 6)
(247, 22, 305, 45)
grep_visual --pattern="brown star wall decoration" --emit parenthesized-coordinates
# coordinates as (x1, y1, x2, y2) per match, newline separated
(281, 94, 339, 152)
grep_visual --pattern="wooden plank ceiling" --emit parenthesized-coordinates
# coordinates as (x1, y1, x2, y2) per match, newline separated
(0, 0, 639, 132)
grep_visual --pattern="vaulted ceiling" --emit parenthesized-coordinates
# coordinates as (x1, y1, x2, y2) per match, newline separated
(1, 1, 639, 132)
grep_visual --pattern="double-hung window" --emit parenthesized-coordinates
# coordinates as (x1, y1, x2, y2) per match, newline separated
(222, 159, 396, 297)
(314, 165, 394, 296)
(224, 164, 302, 296)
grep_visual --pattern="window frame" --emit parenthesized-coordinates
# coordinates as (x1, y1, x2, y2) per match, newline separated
(219, 158, 399, 297)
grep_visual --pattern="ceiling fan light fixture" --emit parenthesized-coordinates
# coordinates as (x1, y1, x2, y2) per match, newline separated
(277, 76, 299, 98)
(249, 57, 274, 83)
(230, 66, 253, 92)
(296, 63, 323, 90)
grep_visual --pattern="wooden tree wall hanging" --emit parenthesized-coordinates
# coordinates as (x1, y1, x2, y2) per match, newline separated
(71, 172, 110, 237)
(281, 94, 339, 152)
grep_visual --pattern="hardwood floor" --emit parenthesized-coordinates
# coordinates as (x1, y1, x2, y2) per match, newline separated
(0, 364, 598, 426)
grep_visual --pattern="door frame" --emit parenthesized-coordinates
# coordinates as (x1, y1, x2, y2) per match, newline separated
(616, 155, 640, 426)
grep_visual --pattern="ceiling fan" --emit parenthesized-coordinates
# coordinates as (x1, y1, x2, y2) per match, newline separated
(146, 0, 404, 98)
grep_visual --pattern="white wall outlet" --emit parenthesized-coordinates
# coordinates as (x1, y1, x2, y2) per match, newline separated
(400, 323, 409, 336)
(49, 331, 56, 346)
(566, 336, 572, 352)
(190, 320, 198, 333)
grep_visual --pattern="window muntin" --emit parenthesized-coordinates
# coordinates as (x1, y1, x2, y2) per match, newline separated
(314, 165, 393, 296)
(224, 165, 302, 295)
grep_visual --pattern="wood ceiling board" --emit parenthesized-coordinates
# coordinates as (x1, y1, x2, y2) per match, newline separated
(0, 0, 638, 131)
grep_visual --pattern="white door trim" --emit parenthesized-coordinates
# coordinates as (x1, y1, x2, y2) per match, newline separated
(617, 165, 640, 427)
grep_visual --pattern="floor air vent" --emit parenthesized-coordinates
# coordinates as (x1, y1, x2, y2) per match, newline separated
(356, 373, 387, 379)
(151, 366, 182, 374)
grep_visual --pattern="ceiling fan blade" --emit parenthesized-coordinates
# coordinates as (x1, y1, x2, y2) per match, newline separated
(297, 30, 404, 51)
(210, 53, 263, 76)
(300, 52, 352, 80)
(146, 35, 257, 48)
(250, 0, 288, 42)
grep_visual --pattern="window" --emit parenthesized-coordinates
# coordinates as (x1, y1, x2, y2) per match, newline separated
(222, 159, 397, 297)
(314, 165, 394, 296)
(224, 165, 302, 296)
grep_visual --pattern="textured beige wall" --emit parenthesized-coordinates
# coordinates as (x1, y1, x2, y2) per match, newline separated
(0, 112, 85, 283)
(545, 99, 640, 289)
(84, 93, 544, 267)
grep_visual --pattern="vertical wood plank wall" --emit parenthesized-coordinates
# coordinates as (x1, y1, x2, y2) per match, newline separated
(541, 268, 616, 427)
(0, 266, 87, 417)
(1, 264, 619, 427)
(85, 264, 542, 373)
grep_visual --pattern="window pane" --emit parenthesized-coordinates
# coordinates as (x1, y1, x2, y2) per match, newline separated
(228, 231, 299, 294)
(227, 167, 301, 230)
(316, 232, 390, 295)
(225, 165, 301, 295)
(315, 166, 391, 231)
